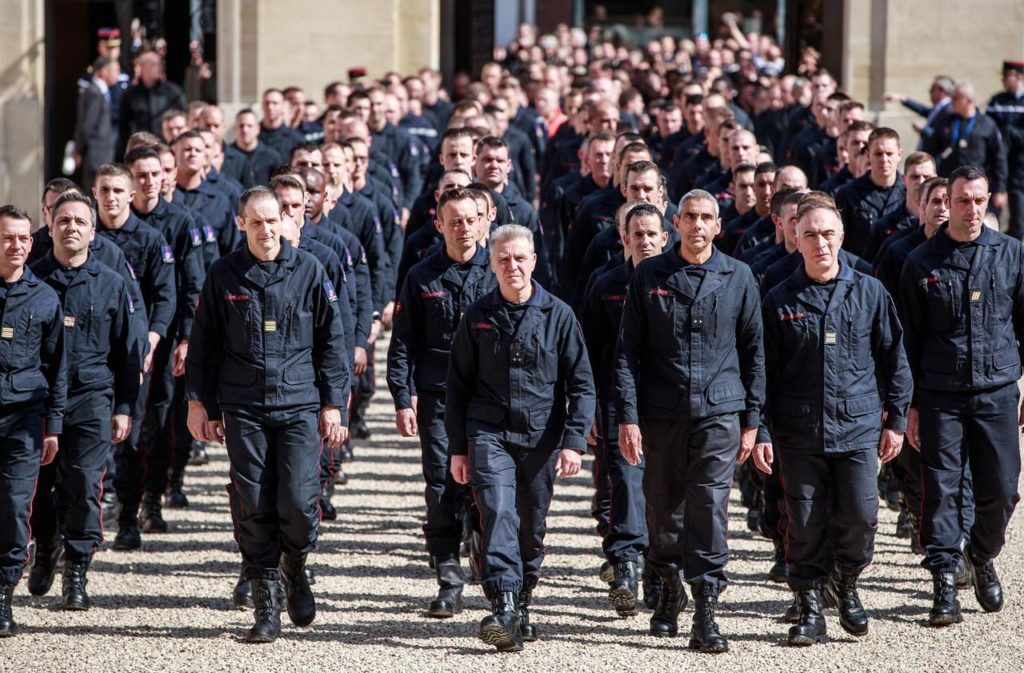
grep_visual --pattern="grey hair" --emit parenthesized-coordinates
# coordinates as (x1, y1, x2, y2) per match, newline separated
(489, 224, 534, 254)
(677, 189, 719, 219)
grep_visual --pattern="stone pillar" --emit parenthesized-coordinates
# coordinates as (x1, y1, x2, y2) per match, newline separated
(0, 0, 44, 210)
(846, 0, 1024, 150)
(217, 0, 440, 115)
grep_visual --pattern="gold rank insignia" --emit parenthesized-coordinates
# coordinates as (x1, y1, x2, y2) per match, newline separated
(0, 326, 12, 339)
(64, 316, 76, 329)
(264, 320, 277, 333)
(971, 290, 981, 302)
(824, 331, 837, 345)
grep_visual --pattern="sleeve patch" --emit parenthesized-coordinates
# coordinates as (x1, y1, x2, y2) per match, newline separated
(324, 279, 338, 302)
(189, 227, 203, 247)
(161, 245, 175, 263)
(203, 225, 218, 243)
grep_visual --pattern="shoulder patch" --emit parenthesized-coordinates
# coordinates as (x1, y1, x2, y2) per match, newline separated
(161, 245, 175, 263)
(324, 279, 338, 302)
(203, 224, 218, 243)
(189, 227, 203, 247)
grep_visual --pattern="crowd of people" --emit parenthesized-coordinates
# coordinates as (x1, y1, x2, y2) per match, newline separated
(4, 16, 1024, 654)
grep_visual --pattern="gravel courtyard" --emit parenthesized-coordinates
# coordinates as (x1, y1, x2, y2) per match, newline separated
(3, 337, 1022, 673)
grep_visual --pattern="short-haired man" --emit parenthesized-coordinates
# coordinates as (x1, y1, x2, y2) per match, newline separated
(833, 128, 906, 259)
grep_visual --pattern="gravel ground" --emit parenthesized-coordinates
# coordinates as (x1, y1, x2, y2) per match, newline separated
(4, 334, 1023, 672)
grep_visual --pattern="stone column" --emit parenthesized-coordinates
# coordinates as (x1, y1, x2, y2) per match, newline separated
(0, 0, 44, 210)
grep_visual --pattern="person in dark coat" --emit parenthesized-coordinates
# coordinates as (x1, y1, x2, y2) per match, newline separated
(74, 56, 119, 189)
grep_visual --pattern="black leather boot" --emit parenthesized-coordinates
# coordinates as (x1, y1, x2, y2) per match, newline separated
(895, 507, 912, 538)
(518, 584, 537, 642)
(28, 540, 62, 596)
(788, 587, 827, 646)
(642, 566, 662, 609)
(608, 559, 639, 617)
(61, 559, 91, 610)
(319, 481, 337, 521)
(649, 571, 687, 637)
(783, 593, 800, 623)
(824, 570, 868, 636)
(233, 566, 253, 609)
(929, 572, 962, 626)
(280, 553, 316, 626)
(246, 573, 282, 643)
(334, 466, 349, 486)
(112, 506, 142, 551)
(140, 494, 169, 533)
(598, 560, 614, 584)
(768, 540, 788, 583)
(965, 549, 1003, 613)
(428, 555, 464, 618)
(689, 582, 728, 653)
(0, 583, 16, 637)
(166, 472, 189, 509)
(188, 440, 209, 466)
(479, 591, 523, 652)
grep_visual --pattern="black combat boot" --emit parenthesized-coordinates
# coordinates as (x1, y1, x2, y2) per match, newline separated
(232, 565, 253, 609)
(895, 507, 912, 538)
(352, 418, 371, 440)
(824, 570, 868, 636)
(598, 560, 614, 584)
(428, 556, 464, 618)
(649, 570, 687, 637)
(319, 481, 337, 521)
(166, 471, 189, 509)
(929, 572, 962, 626)
(608, 559, 639, 617)
(334, 467, 349, 486)
(61, 559, 91, 611)
(689, 582, 728, 653)
(788, 587, 827, 646)
(340, 441, 355, 463)
(768, 540, 788, 583)
(642, 566, 662, 609)
(27, 539, 61, 596)
(112, 507, 142, 551)
(246, 572, 282, 643)
(519, 576, 539, 642)
(279, 553, 316, 626)
(783, 593, 800, 623)
(140, 494, 169, 533)
(0, 583, 16, 637)
(479, 591, 523, 652)
(965, 549, 1003, 613)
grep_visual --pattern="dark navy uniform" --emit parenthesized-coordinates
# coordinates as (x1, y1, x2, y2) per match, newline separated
(30, 253, 138, 563)
(897, 224, 1024, 574)
(446, 282, 595, 598)
(387, 245, 496, 560)
(580, 261, 648, 565)
(614, 245, 764, 594)
(99, 214, 177, 523)
(762, 263, 912, 591)
(306, 217, 372, 353)
(330, 189, 389, 312)
(258, 124, 303, 161)
(0, 267, 67, 586)
(186, 239, 350, 577)
(924, 113, 1008, 196)
(174, 181, 241, 257)
(833, 174, 907, 260)
(222, 142, 285, 190)
(205, 166, 243, 212)
(731, 215, 775, 261)
(372, 122, 424, 211)
(762, 249, 872, 297)
(565, 186, 625, 298)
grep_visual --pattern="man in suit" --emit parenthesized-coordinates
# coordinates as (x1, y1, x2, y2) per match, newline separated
(74, 56, 119, 190)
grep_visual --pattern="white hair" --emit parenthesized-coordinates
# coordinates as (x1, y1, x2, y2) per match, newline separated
(489, 224, 534, 253)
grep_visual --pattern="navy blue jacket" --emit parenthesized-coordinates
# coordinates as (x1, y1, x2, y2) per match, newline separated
(580, 260, 632, 400)
(446, 282, 596, 455)
(298, 234, 356, 379)
(303, 218, 372, 350)
(875, 226, 928, 296)
(32, 253, 140, 414)
(132, 199, 206, 341)
(186, 240, 350, 420)
(565, 186, 626, 294)
(0, 267, 67, 432)
(330, 189, 389, 312)
(222, 142, 284, 189)
(98, 214, 177, 340)
(173, 181, 240, 256)
(761, 263, 912, 453)
(614, 245, 765, 427)
(833, 173, 907, 259)
(897, 224, 1024, 394)
(258, 124, 303, 160)
(371, 122, 423, 210)
(387, 245, 496, 409)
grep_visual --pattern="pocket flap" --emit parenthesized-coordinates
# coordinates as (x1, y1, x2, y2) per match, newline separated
(993, 348, 1020, 371)
(708, 380, 745, 404)
(283, 364, 315, 384)
(10, 370, 45, 392)
(844, 394, 879, 417)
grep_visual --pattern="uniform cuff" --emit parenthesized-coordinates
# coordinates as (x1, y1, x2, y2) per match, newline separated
(45, 415, 63, 435)
(740, 410, 760, 429)
(559, 433, 588, 453)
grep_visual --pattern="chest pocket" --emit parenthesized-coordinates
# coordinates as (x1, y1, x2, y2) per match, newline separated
(521, 326, 558, 387)
(921, 274, 961, 334)
(845, 311, 873, 370)
(15, 309, 40, 362)
(988, 267, 1016, 325)
(290, 301, 314, 349)
(224, 296, 253, 352)
(423, 296, 454, 344)
(645, 288, 680, 347)
(82, 304, 113, 353)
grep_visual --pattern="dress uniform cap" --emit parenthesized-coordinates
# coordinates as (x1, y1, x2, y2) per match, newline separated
(1002, 60, 1024, 74)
